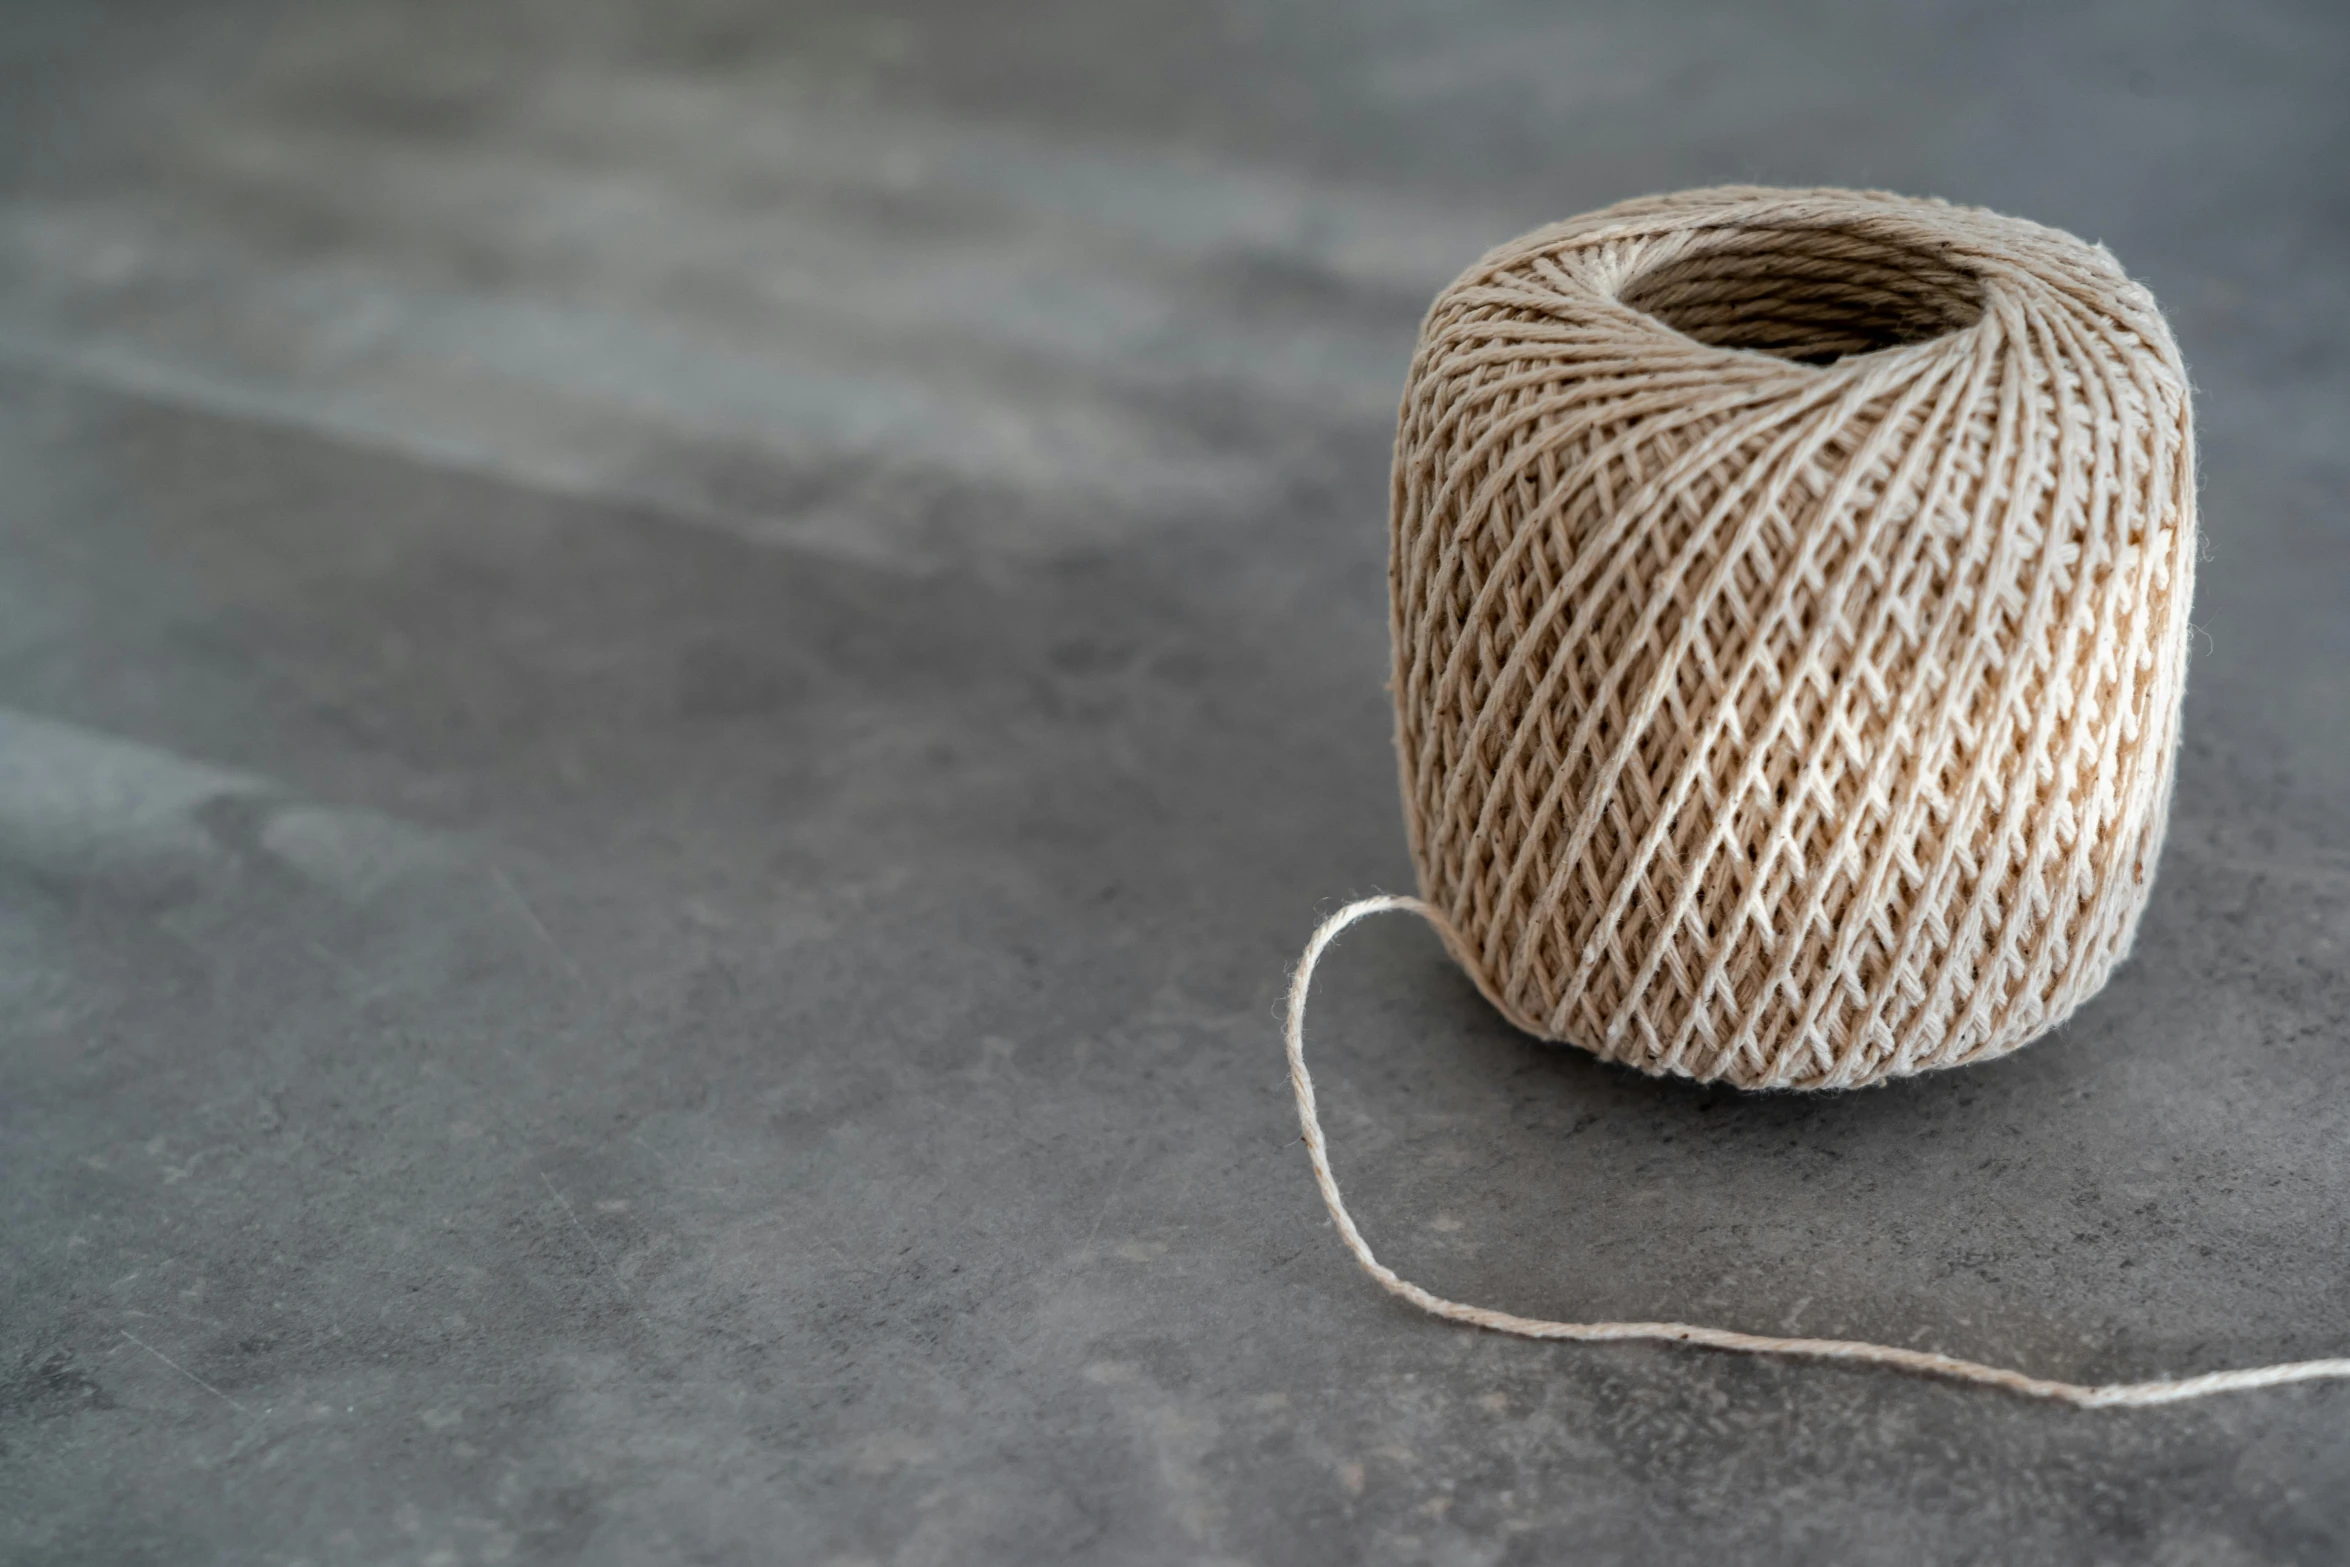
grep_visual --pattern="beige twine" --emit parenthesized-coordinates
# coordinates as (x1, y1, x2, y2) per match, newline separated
(1288, 895, 2350, 1406)
(1285, 188, 2350, 1402)
(1396, 186, 2192, 1089)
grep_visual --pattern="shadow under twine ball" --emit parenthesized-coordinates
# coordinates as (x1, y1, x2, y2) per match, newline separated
(1389, 186, 2196, 1090)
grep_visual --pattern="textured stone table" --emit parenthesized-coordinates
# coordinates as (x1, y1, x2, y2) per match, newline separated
(5, 2, 2350, 1561)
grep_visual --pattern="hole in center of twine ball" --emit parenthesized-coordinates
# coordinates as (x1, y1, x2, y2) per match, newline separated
(1618, 221, 1986, 366)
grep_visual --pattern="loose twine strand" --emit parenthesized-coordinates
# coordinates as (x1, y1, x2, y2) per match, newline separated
(1286, 895, 2350, 1408)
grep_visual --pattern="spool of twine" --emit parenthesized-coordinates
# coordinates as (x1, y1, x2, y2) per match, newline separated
(1285, 188, 2350, 1404)
(1398, 185, 2193, 1090)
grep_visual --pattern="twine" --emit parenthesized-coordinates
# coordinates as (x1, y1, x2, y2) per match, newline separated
(1282, 190, 2350, 1402)
(1287, 895, 2350, 1407)
(1393, 187, 2195, 1089)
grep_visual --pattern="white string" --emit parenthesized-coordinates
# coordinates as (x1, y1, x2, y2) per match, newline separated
(1286, 894, 2350, 1407)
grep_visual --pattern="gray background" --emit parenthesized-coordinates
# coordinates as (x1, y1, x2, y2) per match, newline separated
(4, 1, 2349, 1562)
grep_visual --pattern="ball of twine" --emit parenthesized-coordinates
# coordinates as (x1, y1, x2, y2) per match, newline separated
(1390, 186, 2197, 1090)
(1285, 191, 2350, 1401)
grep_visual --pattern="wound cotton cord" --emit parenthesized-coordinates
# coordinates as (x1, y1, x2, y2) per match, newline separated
(1290, 189, 2345, 1404)
(1391, 187, 2197, 1088)
(1287, 895, 2350, 1407)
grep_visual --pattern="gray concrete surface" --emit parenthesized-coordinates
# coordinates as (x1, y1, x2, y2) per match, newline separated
(4, 1, 2350, 1561)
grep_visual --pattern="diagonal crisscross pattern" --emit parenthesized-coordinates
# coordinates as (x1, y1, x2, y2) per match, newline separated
(1392, 187, 2196, 1089)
